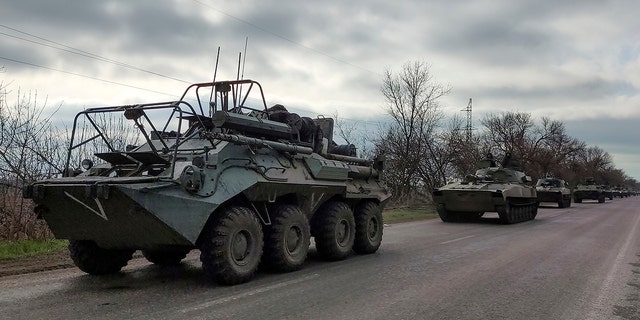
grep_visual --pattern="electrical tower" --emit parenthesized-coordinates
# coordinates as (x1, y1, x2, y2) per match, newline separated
(461, 98, 472, 141)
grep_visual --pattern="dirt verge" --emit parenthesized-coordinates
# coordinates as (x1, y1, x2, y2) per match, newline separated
(0, 250, 74, 277)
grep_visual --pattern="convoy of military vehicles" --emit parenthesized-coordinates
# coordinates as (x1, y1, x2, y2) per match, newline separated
(20, 77, 637, 286)
(431, 152, 636, 224)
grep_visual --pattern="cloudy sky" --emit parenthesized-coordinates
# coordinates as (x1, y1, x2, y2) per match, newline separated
(1, 0, 639, 178)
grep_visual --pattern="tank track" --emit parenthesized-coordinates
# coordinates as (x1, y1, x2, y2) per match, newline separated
(497, 199, 538, 224)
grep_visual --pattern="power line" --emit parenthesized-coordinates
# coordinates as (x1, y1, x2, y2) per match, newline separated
(0, 24, 191, 84)
(0, 56, 179, 98)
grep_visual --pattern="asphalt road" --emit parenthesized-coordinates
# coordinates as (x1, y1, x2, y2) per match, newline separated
(2, 197, 640, 320)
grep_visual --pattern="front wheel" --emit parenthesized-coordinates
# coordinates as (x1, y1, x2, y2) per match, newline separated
(68, 240, 134, 275)
(353, 201, 383, 254)
(312, 201, 355, 261)
(199, 206, 264, 285)
(437, 204, 457, 222)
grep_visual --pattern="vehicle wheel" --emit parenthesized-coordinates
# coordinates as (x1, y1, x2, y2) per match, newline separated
(142, 247, 191, 266)
(199, 206, 264, 285)
(312, 201, 355, 261)
(598, 195, 605, 203)
(498, 203, 515, 224)
(558, 198, 565, 208)
(574, 197, 582, 203)
(353, 201, 383, 254)
(68, 240, 134, 275)
(263, 204, 310, 272)
(437, 204, 457, 222)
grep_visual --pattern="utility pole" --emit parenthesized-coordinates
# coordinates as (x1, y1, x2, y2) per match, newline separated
(460, 98, 472, 142)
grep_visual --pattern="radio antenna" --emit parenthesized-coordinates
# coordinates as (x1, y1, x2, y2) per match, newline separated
(241, 36, 248, 80)
(209, 46, 221, 113)
(238, 37, 249, 107)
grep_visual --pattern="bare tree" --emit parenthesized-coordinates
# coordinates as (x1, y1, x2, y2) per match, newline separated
(376, 61, 451, 202)
(0, 84, 66, 240)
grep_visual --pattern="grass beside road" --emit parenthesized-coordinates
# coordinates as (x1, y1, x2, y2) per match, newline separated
(0, 207, 435, 260)
(383, 207, 438, 224)
(0, 239, 68, 260)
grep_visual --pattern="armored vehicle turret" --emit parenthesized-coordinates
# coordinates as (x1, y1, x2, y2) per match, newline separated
(23, 79, 391, 285)
(573, 178, 605, 203)
(536, 177, 572, 208)
(432, 153, 537, 224)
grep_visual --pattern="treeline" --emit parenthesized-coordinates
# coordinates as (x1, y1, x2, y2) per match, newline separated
(374, 61, 639, 206)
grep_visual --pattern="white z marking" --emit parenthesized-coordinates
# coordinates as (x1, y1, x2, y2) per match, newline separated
(64, 191, 108, 221)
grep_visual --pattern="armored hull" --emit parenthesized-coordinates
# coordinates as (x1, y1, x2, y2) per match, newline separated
(433, 162, 537, 224)
(535, 178, 572, 208)
(573, 179, 605, 203)
(24, 79, 391, 285)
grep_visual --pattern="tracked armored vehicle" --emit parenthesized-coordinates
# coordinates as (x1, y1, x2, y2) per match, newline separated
(432, 154, 537, 224)
(535, 177, 572, 208)
(573, 178, 605, 203)
(23, 79, 391, 285)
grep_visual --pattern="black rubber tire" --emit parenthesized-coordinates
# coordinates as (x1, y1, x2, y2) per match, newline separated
(199, 206, 264, 285)
(437, 204, 457, 222)
(557, 198, 565, 208)
(263, 205, 310, 272)
(68, 240, 134, 275)
(142, 248, 190, 266)
(574, 197, 582, 203)
(598, 195, 605, 203)
(312, 201, 355, 261)
(353, 201, 383, 254)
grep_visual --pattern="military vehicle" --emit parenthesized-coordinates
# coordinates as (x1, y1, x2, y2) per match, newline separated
(573, 178, 605, 203)
(23, 79, 391, 285)
(601, 185, 614, 200)
(432, 153, 538, 224)
(536, 177, 572, 208)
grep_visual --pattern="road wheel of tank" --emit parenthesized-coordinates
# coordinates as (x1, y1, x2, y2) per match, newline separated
(263, 204, 310, 272)
(68, 240, 134, 275)
(437, 204, 457, 222)
(598, 195, 605, 203)
(498, 203, 515, 224)
(353, 201, 384, 254)
(142, 248, 191, 266)
(563, 196, 572, 208)
(199, 206, 264, 285)
(312, 201, 355, 261)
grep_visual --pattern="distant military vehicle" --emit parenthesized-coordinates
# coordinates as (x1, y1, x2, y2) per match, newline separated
(601, 185, 614, 200)
(536, 177, 572, 208)
(23, 79, 391, 285)
(432, 153, 538, 224)
(573, 178, 605, 203)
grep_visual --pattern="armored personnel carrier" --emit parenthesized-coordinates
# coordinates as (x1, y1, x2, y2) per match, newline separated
(535, 177, 572, 208)
(573, 178, 605, 203)
(23, 79, 390, 285)
(432, 153, 537, 224)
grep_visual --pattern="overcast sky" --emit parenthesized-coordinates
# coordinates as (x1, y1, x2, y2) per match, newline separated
(1, 0, 639, 178)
